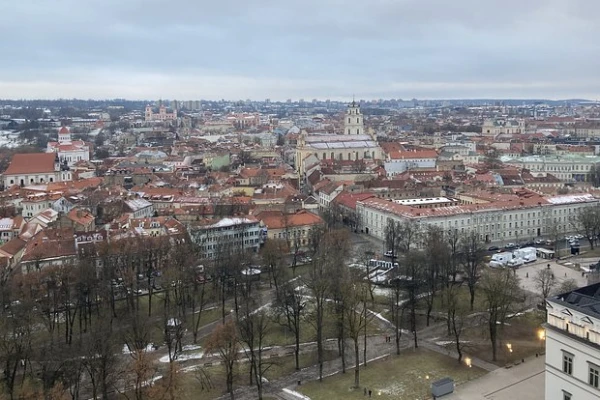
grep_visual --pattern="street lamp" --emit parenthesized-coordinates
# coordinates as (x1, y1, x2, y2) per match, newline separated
(506, 343, 513, 364)
(538, 329, 546, 352)
(465, 357, 472, 368)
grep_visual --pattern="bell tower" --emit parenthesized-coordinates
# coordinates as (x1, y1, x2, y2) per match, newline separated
(344, 99, 364, 135)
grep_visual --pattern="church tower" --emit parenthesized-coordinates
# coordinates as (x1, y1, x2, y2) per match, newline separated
(344, 100, 364, 135)
(58, 126, 71, 143)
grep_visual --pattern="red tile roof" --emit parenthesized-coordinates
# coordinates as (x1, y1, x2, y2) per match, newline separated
(256, 210, 324, 230)
(4, 153, 56, 175)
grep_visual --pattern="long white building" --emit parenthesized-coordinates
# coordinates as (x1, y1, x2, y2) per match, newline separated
(357, 192, 600, 245)
(188, 217, 263, 259)
(545, 282, 600, 399)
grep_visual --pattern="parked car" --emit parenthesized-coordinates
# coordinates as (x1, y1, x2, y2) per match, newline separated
(504, 243, 517, 249)
(488, 246, 499, 252)
(534, 238, 544, 245)
(384, 250, 394, 257)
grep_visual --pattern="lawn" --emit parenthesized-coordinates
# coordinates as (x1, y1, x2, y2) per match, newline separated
(298, 348, 485, 400)
(171, 350, 339, 399)
(459, 310, 546, 366)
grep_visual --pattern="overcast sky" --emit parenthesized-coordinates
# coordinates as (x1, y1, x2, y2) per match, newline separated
(1, 0, 600, 100)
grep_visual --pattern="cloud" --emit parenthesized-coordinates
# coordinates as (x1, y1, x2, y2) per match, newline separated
(1, 0, 600, 99)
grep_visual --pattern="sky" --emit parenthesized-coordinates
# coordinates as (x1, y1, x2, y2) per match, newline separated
(1, 0, 600, 101)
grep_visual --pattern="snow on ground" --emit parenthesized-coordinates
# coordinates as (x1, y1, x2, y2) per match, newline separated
(122, 343, 156, 355)
(159, 351, 205, 363)
(182, 344, 202, 351)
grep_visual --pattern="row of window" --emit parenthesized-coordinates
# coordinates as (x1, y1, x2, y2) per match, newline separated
(562, 351, 600, 389)
(320, 151, 373, 161)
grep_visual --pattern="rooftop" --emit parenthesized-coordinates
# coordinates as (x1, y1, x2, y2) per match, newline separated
(4, 153, 56, 175)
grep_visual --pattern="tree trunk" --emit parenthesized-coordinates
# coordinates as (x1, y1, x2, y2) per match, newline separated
(354, 340, 360, 388)
(294, 326, 300, 371)
(469, 285, 475, 311)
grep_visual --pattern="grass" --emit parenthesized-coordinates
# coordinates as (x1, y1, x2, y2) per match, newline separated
(171, 350, 339, 399)
(298, 348, 485, 400)
(460, 310, 546, 366)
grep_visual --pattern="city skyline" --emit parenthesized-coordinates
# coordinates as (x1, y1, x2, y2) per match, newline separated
(2, 0, 600, 100)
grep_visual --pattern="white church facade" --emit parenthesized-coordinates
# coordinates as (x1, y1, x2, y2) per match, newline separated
(295, 101, 382, 173)
(46, 126, 91, 166)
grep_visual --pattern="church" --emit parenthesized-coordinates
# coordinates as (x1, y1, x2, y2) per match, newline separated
(295, 101, 382, 174)
(46, 126, 91, 166)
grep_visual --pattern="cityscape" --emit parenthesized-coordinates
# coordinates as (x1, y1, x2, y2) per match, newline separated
(3, 1, 600, 400)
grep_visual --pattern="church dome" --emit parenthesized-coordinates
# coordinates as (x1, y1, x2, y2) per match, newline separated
(59, 126, 70, 134)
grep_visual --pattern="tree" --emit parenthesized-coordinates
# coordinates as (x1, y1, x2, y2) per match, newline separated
(423, 226, 448, 326)
(235, 277, 271, 399)
(204, 321, 239, 400)
(533, 269, 557, 307)
(460, 230, 486, 310)
(480, 269, 522, 362)
(573, 206, 600, 249)
(404, 252, 424, 348)
(304, 229, 349, 381)
(556, 278, 579, 294)
(444, 285, 468, 363)
(273, 281, 306, 371)
(343, 276, 370, 389)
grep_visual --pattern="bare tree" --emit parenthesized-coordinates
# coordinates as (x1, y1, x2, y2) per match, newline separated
(204, 321, 239, 400)
(460, 230, 486, 311)
(480, 269, 522, 362)
(273, 281, 306, 371)
(573, 206, 600, 249)
(533, 269, 557, 307)
(343, 275, 370, 388)
(445, 285, 468, 363)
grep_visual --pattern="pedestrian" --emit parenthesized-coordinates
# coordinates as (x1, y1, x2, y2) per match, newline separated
(526, 272, 529, 278)
(364, 388, 367, 396)
(369, 389, 372, 397)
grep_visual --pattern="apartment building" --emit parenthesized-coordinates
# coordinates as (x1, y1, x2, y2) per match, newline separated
(545, 282, 600, 399)
(188, 217, 263, 259)
(357, 192, 600, 244)
(504, 154, 600, 182)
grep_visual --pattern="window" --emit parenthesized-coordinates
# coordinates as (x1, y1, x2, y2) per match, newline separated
(563, 391, 571, 400)
(563, 353, 573, 375)
(590, 365, 600, 388)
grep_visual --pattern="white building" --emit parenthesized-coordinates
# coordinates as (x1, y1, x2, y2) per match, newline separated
(46, 126, 91, 166)
(357, 193, 600, 244)
(189, 217, 263, 259)
(545, 282, 600, 400)
(503, 154, 600, 183)
(124, 198, 154, 220)
(384, 149, 438, 177)
(344, 101, 364, 135)
(2, 153, 71, 188)
(295, 101, 382, 174)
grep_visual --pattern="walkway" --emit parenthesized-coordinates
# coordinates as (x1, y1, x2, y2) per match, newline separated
(445, 355, 544, 400)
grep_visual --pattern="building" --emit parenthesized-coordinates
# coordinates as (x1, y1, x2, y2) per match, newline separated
(482, 119, 525, 136)
(124, 198, 154, 220)
(2, 153, 72, 188)
(357, 192, 600, 245)
(144, 105, 177, 122)
(46, 126, 91, 166)
(503, 154, 600, 182)
(255, 210, 324, 249)
(188, 217, 263, 259)
(344, 100, 364, 135)
(294, 102, 382, 174)
(545, 282, 600, 400)
(384, 149, 438, 177)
